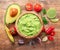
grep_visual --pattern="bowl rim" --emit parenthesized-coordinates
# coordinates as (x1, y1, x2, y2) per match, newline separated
(15, 11, 43, 39)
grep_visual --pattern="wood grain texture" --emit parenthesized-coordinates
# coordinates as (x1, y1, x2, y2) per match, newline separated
(0, 0, 60, 50)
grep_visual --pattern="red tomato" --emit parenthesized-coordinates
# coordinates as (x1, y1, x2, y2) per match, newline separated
(9, 26, 17, 35)
(34, 3, 42, 12)
(25, 3, 33, 11)
(48, 35, 54, 41)
(50, 31, 55, 36)
(45, 26, 55, 35)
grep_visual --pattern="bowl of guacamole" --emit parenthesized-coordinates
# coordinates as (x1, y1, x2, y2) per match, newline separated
(15, 11, 43, 39)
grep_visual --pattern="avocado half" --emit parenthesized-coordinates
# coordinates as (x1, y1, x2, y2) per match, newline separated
(5, 4, 21, 24)
(15, 11, 43, 39)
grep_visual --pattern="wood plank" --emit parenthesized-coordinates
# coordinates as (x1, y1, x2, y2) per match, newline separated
(0, 0, 60, 50)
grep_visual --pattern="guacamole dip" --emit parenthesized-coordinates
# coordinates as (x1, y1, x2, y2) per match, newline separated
(17, 13, 42, 36)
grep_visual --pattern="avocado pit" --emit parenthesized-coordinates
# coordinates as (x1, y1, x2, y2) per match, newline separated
(10, 8, 18, 17)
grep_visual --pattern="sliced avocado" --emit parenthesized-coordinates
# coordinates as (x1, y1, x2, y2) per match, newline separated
(5, 25, 14, 43)
(5, 4, 21, 24)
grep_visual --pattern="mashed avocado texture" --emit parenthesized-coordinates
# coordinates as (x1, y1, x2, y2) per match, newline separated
(17, 13, 42, 36)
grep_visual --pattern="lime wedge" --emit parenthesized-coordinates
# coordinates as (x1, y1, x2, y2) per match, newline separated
(47, 8, 56, 19)
(50, 18, 59, 23)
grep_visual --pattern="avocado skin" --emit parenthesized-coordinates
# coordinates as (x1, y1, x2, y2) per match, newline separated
(4, 3, 21, 25)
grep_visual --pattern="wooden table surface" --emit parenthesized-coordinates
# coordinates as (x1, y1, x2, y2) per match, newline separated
(0, 0, 60, 50)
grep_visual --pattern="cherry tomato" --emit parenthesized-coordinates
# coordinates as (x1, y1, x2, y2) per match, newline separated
(25, 3, 33, 11)
(9, 26, 17, 35)
(34, 3, 42, 12)
(45, 26, 55, 35)
(10, 8, 18, 17)
(50, 31, 55, 36)
(48, 35, 54, 41)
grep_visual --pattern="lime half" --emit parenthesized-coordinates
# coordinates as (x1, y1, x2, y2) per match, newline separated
(47, 8, 56, 19)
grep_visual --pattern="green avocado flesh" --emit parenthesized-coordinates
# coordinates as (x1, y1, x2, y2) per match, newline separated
(5, 4, 21, 24)
(17, 13, 42, 36)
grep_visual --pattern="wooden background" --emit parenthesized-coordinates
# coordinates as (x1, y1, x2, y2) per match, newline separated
(0, 0, 60, 50)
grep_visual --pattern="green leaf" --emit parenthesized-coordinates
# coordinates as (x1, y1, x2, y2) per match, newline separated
(42, 9, 46, 14)
(42, 17, 48, 25)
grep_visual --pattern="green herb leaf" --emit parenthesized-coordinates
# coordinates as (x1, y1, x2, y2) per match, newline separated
(42, 9, 46, 14)
(42, 17, 48, 25)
